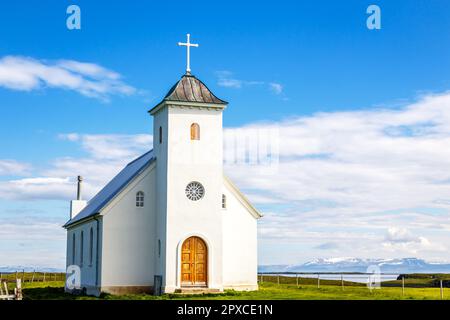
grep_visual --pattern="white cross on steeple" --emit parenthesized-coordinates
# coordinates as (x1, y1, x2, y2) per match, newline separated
(178, 34, 199, 75)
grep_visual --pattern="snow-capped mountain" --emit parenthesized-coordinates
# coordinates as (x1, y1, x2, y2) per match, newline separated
(0, 266, 64, 273)
(259, 258, 450, 274)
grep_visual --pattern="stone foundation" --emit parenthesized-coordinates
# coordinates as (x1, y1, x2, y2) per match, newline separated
(100, 286, 154, 295)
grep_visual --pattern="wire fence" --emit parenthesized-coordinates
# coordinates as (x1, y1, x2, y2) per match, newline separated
(0, 271, 65, 283)
(2, 270, 449, 299)
(258, 272, 450, 299)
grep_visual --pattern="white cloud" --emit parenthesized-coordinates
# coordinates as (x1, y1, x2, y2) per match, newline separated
(4, 91, 450, 264)
(227, 92, 450, 216)
(58, 60, 121, 81)
(0, 56, 136, 100)
(0, 134, 152, 267)
(216, 71, 243, 88)
(0, 217, 66, 268)
(216, 71, 285, 98)
(0, 159, 30, 176)
(0, 177, 73, 201)
(269, 82, 283, 95)
(215, 70, 271, 91)
(381, 227, 440, 255)
(225, 91, 450, 261)
(384, 227, 420, 244)
(0, 134, 152, 201)
(61, 133, 80, 142)
(58, 133, 152, 160)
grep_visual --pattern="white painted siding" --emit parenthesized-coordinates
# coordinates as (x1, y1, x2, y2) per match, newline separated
(222, 185, 258, 289)
(100, 164, 157, 287)
(66, 219, 100, 289)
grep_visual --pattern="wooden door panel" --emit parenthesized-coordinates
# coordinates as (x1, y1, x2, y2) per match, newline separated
(181, 236, 207, 286)
(195, 261, 206, 283)
(196, 253, 205, 261)
(181, 238, 194, 284)
(182, 253, 191, 261)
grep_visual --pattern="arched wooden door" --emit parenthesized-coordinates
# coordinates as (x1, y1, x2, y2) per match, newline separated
(181, 236, 207, 286)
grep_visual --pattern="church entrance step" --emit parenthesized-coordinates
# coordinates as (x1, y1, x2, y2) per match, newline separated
(174, 288, 222, 294)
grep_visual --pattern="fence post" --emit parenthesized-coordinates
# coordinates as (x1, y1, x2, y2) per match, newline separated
(31, 270, 35, 283)
(402, 276, 405, 297)
(341, 274, 344, 290)
(317, 274, 320, 289)
(440, 280, 444, 300)
(3, 281, 9, 299)
(277, 274, 280, 285)
(296, 273, 299, 288)
(22, 269, 25, 282)
(16, 279, 22, 300)
(43, 272, 46, 282)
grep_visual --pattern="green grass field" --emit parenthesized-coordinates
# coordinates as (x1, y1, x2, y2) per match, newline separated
(17, 277, 450, 300)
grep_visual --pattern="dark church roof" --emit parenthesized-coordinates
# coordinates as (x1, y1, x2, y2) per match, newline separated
(151, 74, 227, 112)
(164, 74, 227, 104)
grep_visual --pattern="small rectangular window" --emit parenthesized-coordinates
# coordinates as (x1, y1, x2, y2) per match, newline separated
(136, 191, 144, 207)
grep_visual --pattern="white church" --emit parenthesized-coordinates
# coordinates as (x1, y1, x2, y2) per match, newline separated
(63, 35, 262, 296)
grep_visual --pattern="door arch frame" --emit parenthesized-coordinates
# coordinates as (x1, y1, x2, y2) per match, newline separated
(176, 233, 212, 288)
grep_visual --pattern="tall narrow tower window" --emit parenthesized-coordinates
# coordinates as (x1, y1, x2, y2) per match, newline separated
(222, 194, 227, 209)
(89, 227, 94, 267)
(158, 239, 161, 258)
(72, 233, 76, 265)
(159, 126, 163, 144)
(190, 123, 200, 140)
(80, 231, 84, 267)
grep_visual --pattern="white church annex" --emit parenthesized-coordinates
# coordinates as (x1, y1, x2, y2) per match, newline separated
(63, 35, 262, 296)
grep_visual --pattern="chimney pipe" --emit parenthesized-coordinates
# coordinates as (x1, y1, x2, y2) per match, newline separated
(77, 176, 83, 200)
(70, 176, 87, 220)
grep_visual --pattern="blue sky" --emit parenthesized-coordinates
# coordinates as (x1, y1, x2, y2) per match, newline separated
(1, 0, 450, 269)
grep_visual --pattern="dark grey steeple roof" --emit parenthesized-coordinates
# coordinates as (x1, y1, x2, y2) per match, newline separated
(162, 74, 227, 105)
(164, 74, 228, 104)
(149, 74, 227, 114)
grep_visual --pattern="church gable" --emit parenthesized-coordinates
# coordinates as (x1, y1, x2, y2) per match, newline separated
(100, 160, 156, 216)
(64, 150, 155, 228)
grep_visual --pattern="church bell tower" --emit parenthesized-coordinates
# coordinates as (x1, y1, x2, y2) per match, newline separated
(148, 34, 228, 293)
